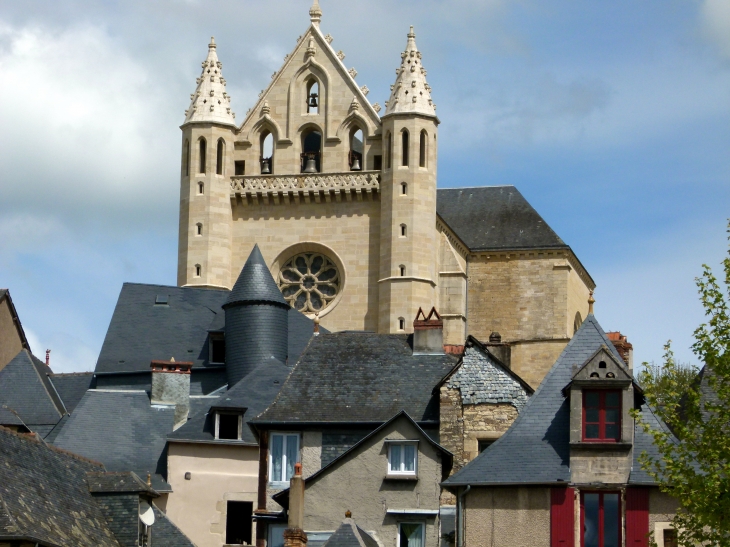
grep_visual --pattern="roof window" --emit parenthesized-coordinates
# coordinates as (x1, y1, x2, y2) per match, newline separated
(155, 295, 169, 305)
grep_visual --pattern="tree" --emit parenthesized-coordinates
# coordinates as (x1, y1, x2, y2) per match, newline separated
(634, 222, 730, 547)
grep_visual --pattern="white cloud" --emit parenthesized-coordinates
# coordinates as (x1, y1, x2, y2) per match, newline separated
(700, 0, 730, 58)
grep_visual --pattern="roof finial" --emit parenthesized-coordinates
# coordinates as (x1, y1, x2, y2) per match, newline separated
(345, 510, 352, 518)
(146, 472, 152, 487)
(408, 25, 415, 38)
(208, 36, 216, 49)
(309, 0, 322, 26)
(588, 290, 595, 315)
(313, 312, 320, 334)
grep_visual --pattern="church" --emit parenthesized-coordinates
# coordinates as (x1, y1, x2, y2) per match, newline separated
(177, 0, 594, 389)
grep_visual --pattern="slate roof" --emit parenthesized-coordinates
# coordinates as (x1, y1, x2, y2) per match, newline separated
(443, 314, 627, 486)
(225, 244, 288, 308)
(0, 349, 65, 428)
(52, 390, 201, 492)
(629, 404, 675, 485)
(253, 333, 458, 425)
(437, 186, 567, 252)
(87, 471, 158, 495)
(321, 519, 379, 547)
(0, 426, 120, 547)
(169, 357, 292, 445)
(95, 282, 320, 377)
(151, 505, 198, 547)
(51, 372, 95, 413)
(0, 405, 24, 427)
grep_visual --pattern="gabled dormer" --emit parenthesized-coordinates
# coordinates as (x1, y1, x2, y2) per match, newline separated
(567, 345, 637, 484)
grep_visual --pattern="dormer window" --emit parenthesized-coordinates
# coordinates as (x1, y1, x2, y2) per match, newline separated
(209, 334, 225, 364)
(583, 390, 620, 442)
(216, 412, 242, 440)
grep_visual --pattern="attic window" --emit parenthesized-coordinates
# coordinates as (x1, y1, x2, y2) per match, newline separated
(155, 295, 168, 305)
(216, 412, 242, 440)
(210, 334, 225, 364)
(599, 361, 607, 368)
(388, 442, 417, 476)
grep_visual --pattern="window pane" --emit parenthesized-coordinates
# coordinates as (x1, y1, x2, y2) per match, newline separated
(585, 425, 599, 439)
(605, 409, 619, 424)
(605, 424, 619, 440)
(585, 392, 600, 407)
(400, 524, 423, 547)
(404, 445, 416, 472)
(583, 494, 599, 547)
(586, 408, 600, 423)
(390, 445, 402, 472)
(285, 435, 298, 481)
(605, 392, 620, 407)
(603, 494, 620, 547)
(271, 435, 283, 482)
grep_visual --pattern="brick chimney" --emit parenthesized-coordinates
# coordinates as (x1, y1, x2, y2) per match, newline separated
(284, 463, 307, 547)
(150, 358, 192, 429)
(606, 332, 633, 370)
(413, 307, 444, 355)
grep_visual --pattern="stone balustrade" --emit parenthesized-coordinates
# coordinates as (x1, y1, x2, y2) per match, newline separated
(230, 171, 380, 203)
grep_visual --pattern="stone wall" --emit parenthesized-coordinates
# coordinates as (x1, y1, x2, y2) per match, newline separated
(0, 296, 24, 372)
(464, 487, 551, 547)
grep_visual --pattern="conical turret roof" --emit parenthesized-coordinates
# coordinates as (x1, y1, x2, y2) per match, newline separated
(183, 37, 236, 126)
(224, 245, 288, 308)
(384, 26, 436, 117)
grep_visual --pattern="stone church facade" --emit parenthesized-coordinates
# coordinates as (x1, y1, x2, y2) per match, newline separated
(176, 1, 594, 388)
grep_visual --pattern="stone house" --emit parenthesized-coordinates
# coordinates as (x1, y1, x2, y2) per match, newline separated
(442, 314, 679, 547)
(177, 0, 595, 388)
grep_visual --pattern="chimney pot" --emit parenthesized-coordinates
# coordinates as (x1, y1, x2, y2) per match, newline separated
(413, 307, 444, 354)
(45, 349, 51, 366)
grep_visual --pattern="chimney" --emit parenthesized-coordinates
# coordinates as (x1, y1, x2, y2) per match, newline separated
(284, 463, 307, 547)
(413, 307, 444, 355)
(484, 331, 512, 369)
(150, 358, 192, 429)
(45, 349, 51, 366)
(606, 332, 633, 370)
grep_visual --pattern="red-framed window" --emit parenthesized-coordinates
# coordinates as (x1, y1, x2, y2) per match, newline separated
(581, 492, 621, 547)
(583, 390, 621, 442)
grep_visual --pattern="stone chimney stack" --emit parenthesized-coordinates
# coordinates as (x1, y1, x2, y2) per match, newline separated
(150, 358, 192, 429)
(413, 307, 444, 355)
(284, 463, 307, 547)
(607, 332, 633, 370)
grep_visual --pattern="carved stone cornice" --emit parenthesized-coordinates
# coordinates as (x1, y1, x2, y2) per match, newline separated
(230, 171, 380, 203)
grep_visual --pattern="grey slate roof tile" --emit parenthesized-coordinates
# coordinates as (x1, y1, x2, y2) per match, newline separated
(52, 390, 175, 491)
(437, 186, 567, 251)
(0, 349, 65, 427)
(51, 372, 94, 413)
(225, 244, 288, 308)
(443, 315, 627, 486)
(87, 471, 158, 495)
(0, 426, 121, 547)
(321, 519, 379, 547)
(253, 333, 458, 424)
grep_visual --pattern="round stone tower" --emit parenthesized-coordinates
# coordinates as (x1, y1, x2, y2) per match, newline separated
(223, 244, 289, 387)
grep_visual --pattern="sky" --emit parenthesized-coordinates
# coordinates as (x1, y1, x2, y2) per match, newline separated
(0, 0, 728, 373)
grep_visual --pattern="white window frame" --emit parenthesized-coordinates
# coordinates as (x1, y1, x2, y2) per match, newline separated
(387, 441, 418, 476)
(397, 522, 425, 547)
(268, 432, 300, 485)
(215, 412, 242, 441)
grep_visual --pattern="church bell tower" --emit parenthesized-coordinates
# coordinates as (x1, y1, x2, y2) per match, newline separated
(378, 27, 440, 334)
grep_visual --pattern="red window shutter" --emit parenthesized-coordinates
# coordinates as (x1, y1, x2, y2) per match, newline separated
(551, 487, 575, 547)
(626, 488, 650, 547)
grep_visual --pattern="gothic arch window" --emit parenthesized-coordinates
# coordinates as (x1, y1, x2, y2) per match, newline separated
(198, 138, 207, 174)
(196, 223, 203, 236)
(184, 139, 190, 176)
(399, 265, 406, 276)
(400, 224, 407, 237)
(401, 182, 407, 195)
(398, 317, 406, 331)
(216, 138, 225, 175)
(386, 132, 392, 169)
(301, 126, 322, 173)
(195, 264, 201, 277)
(349, 126, 363, 171)
(401, 129, 409, 167)
(260, 131, 274, 174)
(574, 311, 583, 334)
(419, 130, 427, 167)
(198, 182, 204, 194)
(306, 78, 319, 114)
(278, 252, 340, 314)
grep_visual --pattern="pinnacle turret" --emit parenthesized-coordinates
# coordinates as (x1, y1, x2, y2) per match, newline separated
(183, 37, 236, 126)
(384, 26, 436, 117)
(309, 0, 322, 27)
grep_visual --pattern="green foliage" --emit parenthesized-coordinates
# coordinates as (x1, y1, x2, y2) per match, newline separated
(633, 222, 730, 546)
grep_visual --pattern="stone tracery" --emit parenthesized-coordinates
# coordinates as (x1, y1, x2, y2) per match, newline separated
(278, 253, 340, 313)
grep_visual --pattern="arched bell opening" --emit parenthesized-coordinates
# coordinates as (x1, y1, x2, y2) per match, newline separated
(260, 131, 274, 174)
(301, 127, 322, 173)
(198, 137, 207, 174)
(401, 129, 409, 167)
(305, 78, 319, 115)
(349, 127, 364, 171)
(419, 130, 427, 168)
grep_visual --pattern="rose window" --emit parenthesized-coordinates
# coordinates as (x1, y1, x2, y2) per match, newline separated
(278, 253, 340, 313)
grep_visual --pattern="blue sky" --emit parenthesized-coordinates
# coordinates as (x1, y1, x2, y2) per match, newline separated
(0, 0, 728, 372)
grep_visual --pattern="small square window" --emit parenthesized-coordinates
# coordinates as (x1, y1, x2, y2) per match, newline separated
(216, 413, 241, 440)
(235, 160, 246, 176)
(373, 155, 382, 170)
(210, 335, 225, 364)
(478, 439, 494, 453)
(399, 523, 424, 547)
(583, 390, 621, 442)
(388, 442, 417, 475)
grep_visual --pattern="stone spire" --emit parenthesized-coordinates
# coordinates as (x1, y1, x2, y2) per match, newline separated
(183, 37, 236, 126)
(384, 26, 436, 117)
(309, 0, 322, 27)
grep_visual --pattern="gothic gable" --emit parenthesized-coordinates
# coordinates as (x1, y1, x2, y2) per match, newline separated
(572, 345, 632, 383)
